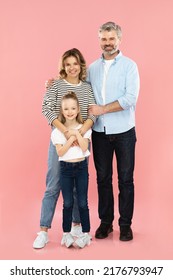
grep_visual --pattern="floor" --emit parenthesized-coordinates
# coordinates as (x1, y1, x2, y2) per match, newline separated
(1, 173, 172, 261)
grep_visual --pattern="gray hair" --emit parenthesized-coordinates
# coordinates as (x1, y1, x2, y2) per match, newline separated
(98, 21, 122, 39)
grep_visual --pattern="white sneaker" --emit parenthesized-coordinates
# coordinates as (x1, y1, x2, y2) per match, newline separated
(75, 233, 91, 248)
(33, 231, 48, 249)
(70, 225, 83, 237)
(61, 233, 75, 248)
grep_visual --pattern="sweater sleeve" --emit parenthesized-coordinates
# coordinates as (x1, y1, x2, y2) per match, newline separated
(42, 82, 59, 125)
(87, 83, 97, 123)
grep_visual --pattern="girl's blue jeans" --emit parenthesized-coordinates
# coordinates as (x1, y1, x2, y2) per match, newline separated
(60, 159, 90, 233)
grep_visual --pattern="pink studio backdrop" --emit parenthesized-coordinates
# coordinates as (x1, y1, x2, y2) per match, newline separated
(0, 0, 173, 259)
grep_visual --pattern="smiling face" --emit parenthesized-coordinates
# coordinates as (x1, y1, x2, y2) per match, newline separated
(99, 30, 121, 59)
(63, 56, 81, 82)
(61, 98, 79, 122)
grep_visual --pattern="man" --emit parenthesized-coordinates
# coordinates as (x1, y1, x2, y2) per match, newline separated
(88, 22, 140, 241)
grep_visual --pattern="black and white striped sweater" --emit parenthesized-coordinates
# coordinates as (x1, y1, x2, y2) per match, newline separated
(42, 79, 96, 125)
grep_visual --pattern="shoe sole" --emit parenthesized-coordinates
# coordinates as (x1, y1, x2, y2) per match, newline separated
(95, 227, 113, 239)
(119, 235, 133, 241)
(66, 243, 74, 248)
(119, 231, 133, 241)
(65, 239, 75, 248)
(33, 240, 49, 249)
(75, 240, 90, 248)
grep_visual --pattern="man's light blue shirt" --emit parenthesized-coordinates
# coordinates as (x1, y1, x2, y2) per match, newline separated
(88, 51, 140, 134)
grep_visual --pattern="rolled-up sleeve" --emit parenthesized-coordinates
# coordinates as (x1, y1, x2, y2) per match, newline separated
(118, 63, 140, 110)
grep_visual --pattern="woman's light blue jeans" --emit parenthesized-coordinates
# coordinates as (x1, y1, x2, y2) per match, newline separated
(40, 140, 80, 228)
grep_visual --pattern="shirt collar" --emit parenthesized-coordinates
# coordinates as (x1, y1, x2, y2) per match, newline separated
(101, 50, 122, 63)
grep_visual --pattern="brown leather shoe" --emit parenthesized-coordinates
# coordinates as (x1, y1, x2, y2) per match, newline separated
(95, 223, 113, 239)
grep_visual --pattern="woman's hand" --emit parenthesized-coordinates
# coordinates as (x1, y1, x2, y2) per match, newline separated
(88, 104, 104, 116)
(64, 129, 78, 138)
(45, 78, 56, 89)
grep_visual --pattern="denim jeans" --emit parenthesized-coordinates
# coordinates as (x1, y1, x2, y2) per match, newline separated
(92, 127, 137, 226)
(40, 139, 80, 228)
(60, 159, 90, 233)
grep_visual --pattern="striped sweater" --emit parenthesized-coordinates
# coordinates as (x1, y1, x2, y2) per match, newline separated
(42, 79, 96, 125)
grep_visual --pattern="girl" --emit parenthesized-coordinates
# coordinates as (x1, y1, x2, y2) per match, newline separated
(51, 92, 91, 248)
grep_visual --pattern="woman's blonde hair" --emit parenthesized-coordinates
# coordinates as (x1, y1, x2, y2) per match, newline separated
(59, 91, 83, 124)
(59, 48, 87, 81)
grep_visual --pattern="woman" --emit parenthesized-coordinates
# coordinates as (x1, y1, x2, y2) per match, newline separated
(33, 48, 96, 249)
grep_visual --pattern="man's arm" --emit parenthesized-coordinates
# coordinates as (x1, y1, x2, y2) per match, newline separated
(88, 101, 123, 116)
(89, 62, 140, 116)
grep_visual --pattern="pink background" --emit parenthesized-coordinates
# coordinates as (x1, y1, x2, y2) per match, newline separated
(0, 0, 173, 259)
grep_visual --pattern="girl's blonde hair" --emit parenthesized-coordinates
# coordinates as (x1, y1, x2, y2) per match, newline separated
(59, 91, 83, 124)
(59, 48, 87, 81)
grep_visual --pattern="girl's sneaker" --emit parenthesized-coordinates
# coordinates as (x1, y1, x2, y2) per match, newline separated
(70, 225, 83, 237)
(33, 231, 49, 249)
(61, 233, 75, 248)
(75, 233, 91, 248)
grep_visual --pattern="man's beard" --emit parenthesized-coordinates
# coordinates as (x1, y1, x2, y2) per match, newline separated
(103, 44, 119, 56)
